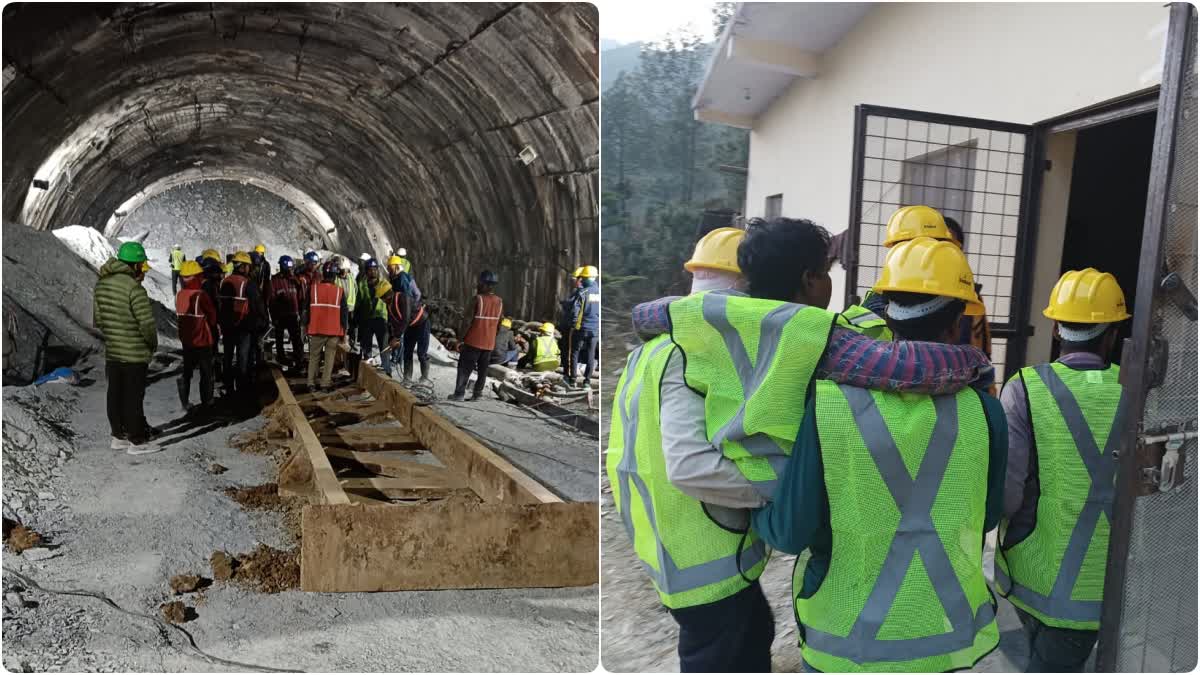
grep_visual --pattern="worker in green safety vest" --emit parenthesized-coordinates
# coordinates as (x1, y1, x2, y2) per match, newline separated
(752, 236, 1006, 672)
(170, 243, 186, 294)
(996, 268, 1130, 672)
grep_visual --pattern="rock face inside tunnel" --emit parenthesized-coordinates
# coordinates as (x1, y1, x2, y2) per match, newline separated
(3, 3, 599, 319)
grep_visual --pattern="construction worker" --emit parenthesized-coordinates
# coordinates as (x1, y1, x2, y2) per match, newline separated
(335, 257, 358, 346)
(752, 237, 1005, 672)
(250, 244, 272, 295)
(219, 251, 266, 399)
(223, 253, 235, 276)
(565, 265, 600, 388)
(517, 322, 560, 372)
(169, 244, 186, 294)
(386, 253, 405, 280)
(451, 271, 503, 401)
(94, 241, 160, 455)
(996, 268, 1129, 672)
(175, 260, 218, 413)
(944, 216, 993, 361)
(385, 254, 412, 373)
(492, 317, 520, 367)
(617, 219, 998, 672)
(268, 255, 304, 370)
(385, 263, 430, 385)
(394, 247, 412, 274)
(299, 250, 321, 290)
(357, 252, 371, 281)
(355, 260, 392, 377)
(199, 249, 225, 380)
(306, 260, 349, 391)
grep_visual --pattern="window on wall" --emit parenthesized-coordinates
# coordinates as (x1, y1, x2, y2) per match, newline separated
(765, 193, 782, 219)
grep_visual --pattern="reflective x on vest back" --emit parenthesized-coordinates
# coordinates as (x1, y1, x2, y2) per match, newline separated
(995, 363, 1124, 630)
(606, 336, 767, 609)
(667, 291, 835, 498)
(800, 382, 997, 671)
(533, 336, 559, 366)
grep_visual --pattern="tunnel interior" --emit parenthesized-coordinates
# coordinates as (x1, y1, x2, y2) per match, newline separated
(3, 2, 598, 318)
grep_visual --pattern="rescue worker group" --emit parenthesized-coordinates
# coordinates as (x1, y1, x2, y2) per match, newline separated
(608, 206, 1129, 673)
(92, 240, 600, 455)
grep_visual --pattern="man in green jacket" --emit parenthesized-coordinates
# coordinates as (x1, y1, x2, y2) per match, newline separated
(94, 241, 160, 454)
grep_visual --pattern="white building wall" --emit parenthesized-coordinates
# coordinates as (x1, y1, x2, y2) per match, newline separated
(744, 2, 1169, 309)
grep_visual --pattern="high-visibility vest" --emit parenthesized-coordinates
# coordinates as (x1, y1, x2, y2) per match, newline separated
(175, 288, 213, 349)
(606, 335, 768, 609)
(800, 380, 998, 672)
(532, 335, 560, 371)
(307, 282, 345, 337)
(838, 304, 893, 341)
(336, 274, 357, 311)
(357, 277, 388, 321)
(995, 363, 1124, 630)
(219, 274, 250, 326)
(170, 248, 185, 271)
(667, 290, 836, 498)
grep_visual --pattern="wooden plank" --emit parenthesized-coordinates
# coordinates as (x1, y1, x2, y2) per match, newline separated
(339, 477, 476, 500)
(316, 399, 394, 420)
(278, 445, 315, 499)
(317, 427, 424, 451)
(300, 501, 598, 591)
(270, 367, 350, 506)
(345, 492, 393, 506)
(356, 361, 562, 505)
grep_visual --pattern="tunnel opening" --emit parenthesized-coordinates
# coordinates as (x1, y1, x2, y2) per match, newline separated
(3, 2, 599, 321)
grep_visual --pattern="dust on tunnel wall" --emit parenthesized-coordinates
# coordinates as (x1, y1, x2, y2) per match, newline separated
(2, 3, 599, 319)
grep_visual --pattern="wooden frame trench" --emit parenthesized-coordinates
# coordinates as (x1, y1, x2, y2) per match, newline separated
(270, 353, 598, 592)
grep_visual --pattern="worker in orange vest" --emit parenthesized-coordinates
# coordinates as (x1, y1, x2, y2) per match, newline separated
(450, 270, 503, 401)
(306, 260, 349, 391)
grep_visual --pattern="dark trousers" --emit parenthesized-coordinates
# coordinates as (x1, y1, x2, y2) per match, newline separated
(1016, 607, 1098, 672)
(561, 331, 575, 381)
(222, 329, 255, 395)
(106, 361, 149, 442)
(178, 347, 214, 408)
(273, 315, 303, 366)
(171, 270, 181, 294)
(573, 329, 598, 382)
(670, 581, 775, 673)
(454, 345, 490, 397)
(403, 319, 431, 371)
(359, 317, 390, 375)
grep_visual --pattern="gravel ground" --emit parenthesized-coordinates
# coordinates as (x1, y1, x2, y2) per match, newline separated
(598, 311, 1033, 673)
(2, 352, 598, 672)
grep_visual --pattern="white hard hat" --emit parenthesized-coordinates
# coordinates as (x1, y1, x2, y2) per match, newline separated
(340, 258, 351, 270)
(173, 243, 180, 248)
(397, 247, 407, 257)
(360, 252, 371, 261)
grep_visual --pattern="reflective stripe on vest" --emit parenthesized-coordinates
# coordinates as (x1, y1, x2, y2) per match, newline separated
(845, 307, 884, 326)
(802, 383, 996, 668)
(533, 335, 559, 367)
(308, 283, 344, 336)
(996, 363, 1125, 626)
(310, 284, 343, 309)
(669, 291, 835, 498)
(612, 339, 767, 604)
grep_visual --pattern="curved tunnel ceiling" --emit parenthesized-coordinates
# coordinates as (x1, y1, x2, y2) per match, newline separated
(3, 2, 598, 316)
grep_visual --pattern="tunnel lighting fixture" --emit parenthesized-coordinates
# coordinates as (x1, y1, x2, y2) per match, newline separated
(518, 145, 538, 165)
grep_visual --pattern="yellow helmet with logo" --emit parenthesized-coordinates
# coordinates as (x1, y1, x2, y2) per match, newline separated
(873, 237, 984, 315)
(1044, 268, 1130, 324)
(201, 248, 221, 262)
(576, 265, 599, 279)
(232, 251, 253, 265)
(180, 260, 203, 277)
(684, 227, 744, 274)
(540, 322, 556, 334)
(883, 205, 953, 248)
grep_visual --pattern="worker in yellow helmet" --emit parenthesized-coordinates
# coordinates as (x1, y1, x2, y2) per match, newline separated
(491, 317, 520, 367)
(995, 269, 1130, 671)
(561, 264, 600, 388)
(518, 322, 561, 372)
(752, 237, 1005, 672)
(169, 244, 186, 294)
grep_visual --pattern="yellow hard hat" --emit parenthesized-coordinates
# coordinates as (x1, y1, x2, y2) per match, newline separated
(883, 205, 953, 248)
(375, 280, 393, 298)
(180, 260, 203, 277)
(140, 261, 151, 273)
(233, 251, 253, 265)
(571, 267, 583, 278)
(501, 317, 513, 328)
(254, 244, 266, 254)
(577, 265, 599, 279)
(1044, 268, 1131, 324)
(684, 227, 744, 274)
(201, 248, 221, 262)
(872, 237, 984, 316)
(387, 255, 403, 267)
(540, 322, 556, 334)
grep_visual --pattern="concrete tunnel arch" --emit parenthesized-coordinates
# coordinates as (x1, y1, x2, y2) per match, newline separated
(2, 2, 599, 317)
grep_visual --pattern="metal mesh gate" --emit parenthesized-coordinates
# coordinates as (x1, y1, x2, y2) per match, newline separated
(845, 107, 1036, 381)
(1099, 3, 1198, 671)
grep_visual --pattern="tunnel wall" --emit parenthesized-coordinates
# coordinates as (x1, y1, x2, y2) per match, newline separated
(2, 2, 599, 318)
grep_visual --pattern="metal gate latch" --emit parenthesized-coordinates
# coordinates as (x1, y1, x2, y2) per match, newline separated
(1140, 429, 1198, 492)
(1160, 271, 1198, 321)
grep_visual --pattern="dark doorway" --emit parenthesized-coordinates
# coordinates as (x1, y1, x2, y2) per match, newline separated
(1055, 112, 1157, 363)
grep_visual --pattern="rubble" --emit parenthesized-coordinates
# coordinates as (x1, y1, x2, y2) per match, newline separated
(6, 525, 43, 553)
(168, 574, 205, 594)
(160, 600, 191, 624)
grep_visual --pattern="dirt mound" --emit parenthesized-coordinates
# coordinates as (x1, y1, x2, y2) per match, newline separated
(207, 463, 228, 475)
(6, 525, 44, 553)
(160, 601, 194, 624)
(235, 545, 300, 593)
(229, 431, 272, 456)
(223, 483, 284, 510)
(210, 551, 236, 581)
(168, 574, 205, 594)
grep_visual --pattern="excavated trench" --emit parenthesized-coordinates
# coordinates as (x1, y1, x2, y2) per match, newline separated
(3, 2, 599, 317)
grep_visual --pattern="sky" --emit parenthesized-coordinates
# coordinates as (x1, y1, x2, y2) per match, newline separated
(600, 0, 719, 46)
